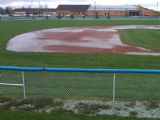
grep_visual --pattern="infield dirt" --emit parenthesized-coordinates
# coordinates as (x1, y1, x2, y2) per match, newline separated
(6, 25, 160, 55)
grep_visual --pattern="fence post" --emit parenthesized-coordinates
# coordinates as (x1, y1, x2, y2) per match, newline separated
(113, 73, 115, 102)
(22, 71, 26, 99)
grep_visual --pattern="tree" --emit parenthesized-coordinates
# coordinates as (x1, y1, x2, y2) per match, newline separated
(44, 4, 48, 14)
(0, 7, 5, 14)
(71, 14, 74, 19)
(5, 7, 10, 14)
(44, 4, 48, 9)
(45, 15, 49, 19)
(40, 5, 43, 8)
(57, 13, 61, 19)
(125, 8, 129, 16)
(28, 5, 32, 8)
(95, 12, 98, 19)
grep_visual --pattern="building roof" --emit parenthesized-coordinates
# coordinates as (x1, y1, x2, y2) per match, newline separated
(87, 5, 139, 11)
(56, 5, 89, 12)
(12, 8, 56, 12)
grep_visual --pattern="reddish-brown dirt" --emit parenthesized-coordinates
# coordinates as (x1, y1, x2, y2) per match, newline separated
(6, 25, 160, 55)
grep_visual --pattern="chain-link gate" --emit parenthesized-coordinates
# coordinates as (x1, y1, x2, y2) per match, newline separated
(0, 66, 160, 102)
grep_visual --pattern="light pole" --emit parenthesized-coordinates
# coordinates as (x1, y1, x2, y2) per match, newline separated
(94, 1, 96, 13)
(157, 2, 158, 17)
(38, 0, 40, 16)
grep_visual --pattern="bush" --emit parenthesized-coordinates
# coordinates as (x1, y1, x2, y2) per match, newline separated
(71, 14, 74, 19)
(58, 13, 61, 19)
(95, 12, 98, 19)
(107, 15, 110, 19)
(32, 16, 36, 19)
(45, 15, 49, 19)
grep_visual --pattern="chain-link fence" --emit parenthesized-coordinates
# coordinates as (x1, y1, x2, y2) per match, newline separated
(1, 16, 160, 20)
(0, 66, 160, 102)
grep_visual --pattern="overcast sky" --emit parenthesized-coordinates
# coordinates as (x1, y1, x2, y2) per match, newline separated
(0, 0, 159, 11)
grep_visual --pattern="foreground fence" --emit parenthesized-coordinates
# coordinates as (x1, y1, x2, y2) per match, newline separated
(0, 66, 160, 102)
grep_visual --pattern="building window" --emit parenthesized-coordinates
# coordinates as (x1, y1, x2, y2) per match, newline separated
(120, 11, 122, 13)
(115, 11, 117, 13)
(82, 12, 84, 14)
(66, 12, 69, 14)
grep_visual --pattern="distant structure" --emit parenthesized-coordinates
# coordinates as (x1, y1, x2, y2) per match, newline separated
(12, 4, 159, 16)
(56, 5, 90, 16)
(12, 8, 56, 15)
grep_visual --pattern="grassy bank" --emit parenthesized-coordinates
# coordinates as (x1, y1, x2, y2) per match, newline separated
(0, 110, 158, 120)
(1, 20, 160, 69)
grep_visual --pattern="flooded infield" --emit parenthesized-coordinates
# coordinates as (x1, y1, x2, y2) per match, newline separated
(6, 25, 160, 55)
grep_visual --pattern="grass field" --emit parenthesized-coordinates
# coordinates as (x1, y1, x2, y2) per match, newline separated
(0, 20, 160, 69)
(1, 110, 157, 120)
(1, 19, 160, 119)
(1, 70, 160, 101)
(120, 29, 160, 50)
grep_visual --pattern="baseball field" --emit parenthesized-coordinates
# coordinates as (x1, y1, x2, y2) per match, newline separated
(1, 19, 160, 120)
(1, 20, 160, 69)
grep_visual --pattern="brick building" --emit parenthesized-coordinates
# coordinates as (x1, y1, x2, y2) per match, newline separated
(11, 4, 159, 16)
(12, 8, 56, 15)
(56, 5, 90, 16)
(87, 5, 158, 16)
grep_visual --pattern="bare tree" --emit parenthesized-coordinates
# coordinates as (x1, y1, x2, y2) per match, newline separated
(44, 4, 48, 9)
(125, 8, 129, 16)
(40, 5, 43, 8)
(5, 6, 13, 14)
(28, 5, 32, 8)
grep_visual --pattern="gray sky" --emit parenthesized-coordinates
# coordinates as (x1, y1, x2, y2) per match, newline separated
(0, 0, 159, 11)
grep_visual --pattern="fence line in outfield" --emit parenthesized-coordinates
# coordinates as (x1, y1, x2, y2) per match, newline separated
(0, 66, 160, 102)
(1, 16, 160, 20)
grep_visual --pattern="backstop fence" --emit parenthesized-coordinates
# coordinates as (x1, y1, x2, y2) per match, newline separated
(0, 66, 160, 102)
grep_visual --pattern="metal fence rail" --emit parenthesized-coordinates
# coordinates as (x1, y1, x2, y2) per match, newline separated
(0, 66, 160, 102)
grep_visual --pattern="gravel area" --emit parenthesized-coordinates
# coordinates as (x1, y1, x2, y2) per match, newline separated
(1, 99, 160, 119)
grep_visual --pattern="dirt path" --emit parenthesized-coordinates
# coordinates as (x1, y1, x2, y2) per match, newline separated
(6, 25, 160, 55)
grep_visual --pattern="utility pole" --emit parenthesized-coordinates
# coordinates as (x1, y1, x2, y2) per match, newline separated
(38, 0, 40, 16)
(157, 2, 158, 17)
(156, 2, 158, 20)
(94, 1, 96, 13)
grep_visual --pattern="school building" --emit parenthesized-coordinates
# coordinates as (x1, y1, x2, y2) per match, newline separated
(12, 4, 159, 16)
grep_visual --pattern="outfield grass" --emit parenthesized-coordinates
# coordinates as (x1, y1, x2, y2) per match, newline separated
(0, 20, 160, 69)
(0, 110, 158, 120)
(120, 29, 160, 50)
(1, 70, 160, 101)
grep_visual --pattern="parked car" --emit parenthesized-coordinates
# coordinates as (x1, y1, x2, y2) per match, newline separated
(65, 14, 70, 17)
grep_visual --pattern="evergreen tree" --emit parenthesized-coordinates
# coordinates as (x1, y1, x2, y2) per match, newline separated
(71, 14, 74, 19)
(5, 7, 10, 14)
(45, 15, 49, 19)
(95, 12, 98, 19)
(58, 13, 61, 19)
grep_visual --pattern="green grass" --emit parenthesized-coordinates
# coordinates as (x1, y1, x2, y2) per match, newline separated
(1, 19, 160, 119)
(1, 70, 160, 101)
(1, 20, 160, 69)
(0, 110, 158, 120)
(120, 29, 160, 50)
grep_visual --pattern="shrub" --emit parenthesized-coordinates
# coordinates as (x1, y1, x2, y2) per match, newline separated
(107, 15, 110, 19)
(95, 12, 98, 19)
(58, 13, 61, 19)
(71, 14, 74, 19)
(32, 16, 36, 19)
(45, 15, 49, 19)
